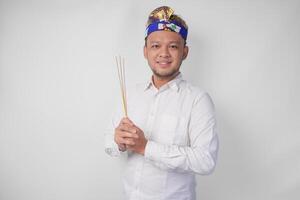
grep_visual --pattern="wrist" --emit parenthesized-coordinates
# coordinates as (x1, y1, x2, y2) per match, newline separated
(141, 139, 148, 155)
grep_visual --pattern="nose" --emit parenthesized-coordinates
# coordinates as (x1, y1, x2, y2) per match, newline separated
(159, 45, 170, 58)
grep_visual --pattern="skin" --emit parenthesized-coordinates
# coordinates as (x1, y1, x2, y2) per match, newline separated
(144, 31, 189, 88)
(114, 30, 189, 155)
(114, 117, 148, 154)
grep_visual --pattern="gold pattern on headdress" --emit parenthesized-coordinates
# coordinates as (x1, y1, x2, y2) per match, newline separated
(149, 6, 174, 21)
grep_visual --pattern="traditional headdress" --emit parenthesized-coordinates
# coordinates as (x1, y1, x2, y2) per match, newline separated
(145, 6, 188, 41)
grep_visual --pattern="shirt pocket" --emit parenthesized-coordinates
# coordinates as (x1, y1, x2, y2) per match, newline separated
(156, 114, 188, 145)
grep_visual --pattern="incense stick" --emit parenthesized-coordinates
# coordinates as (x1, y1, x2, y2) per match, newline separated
(115, 55, 128, 117)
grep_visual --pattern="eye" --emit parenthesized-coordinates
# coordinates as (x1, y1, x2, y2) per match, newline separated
(170, 44, 178, 49)
(151, 44, 160, 49)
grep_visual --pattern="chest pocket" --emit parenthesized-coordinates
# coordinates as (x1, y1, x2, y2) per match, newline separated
(156, 114, 188, 145)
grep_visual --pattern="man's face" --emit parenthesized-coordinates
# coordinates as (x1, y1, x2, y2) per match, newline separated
(144, 31, 189, 80)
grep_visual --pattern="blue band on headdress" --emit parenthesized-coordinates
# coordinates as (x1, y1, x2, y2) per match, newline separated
(145, 20, 188, 40)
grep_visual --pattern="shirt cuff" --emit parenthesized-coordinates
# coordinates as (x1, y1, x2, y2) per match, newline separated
(105, 145, 127, 157)
(144, 140, 162, 161)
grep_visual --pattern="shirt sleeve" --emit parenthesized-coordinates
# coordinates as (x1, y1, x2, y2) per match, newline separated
(144, 93, 219, 175)
(104, 104, 128, 157)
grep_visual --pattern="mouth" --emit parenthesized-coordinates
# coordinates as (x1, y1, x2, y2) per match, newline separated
(156, 60, 172, 68)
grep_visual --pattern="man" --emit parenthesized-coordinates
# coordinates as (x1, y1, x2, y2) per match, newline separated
(105, 6, 219, 200)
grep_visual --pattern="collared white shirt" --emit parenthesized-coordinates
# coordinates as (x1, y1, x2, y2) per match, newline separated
(105, 73, 219, 200)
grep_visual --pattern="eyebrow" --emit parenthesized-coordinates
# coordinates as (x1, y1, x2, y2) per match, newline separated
(168, 41, 181, 44)
(149, 41, 181, 44)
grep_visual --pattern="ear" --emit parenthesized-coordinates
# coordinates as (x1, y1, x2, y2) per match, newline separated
(182, 45, 189, 60)
(143, 45, 148, 59)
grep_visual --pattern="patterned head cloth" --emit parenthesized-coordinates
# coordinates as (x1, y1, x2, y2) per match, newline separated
(145, 6, 188, 41)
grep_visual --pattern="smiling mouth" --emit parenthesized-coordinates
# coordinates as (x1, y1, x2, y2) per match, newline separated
(156, 61, 172, 67)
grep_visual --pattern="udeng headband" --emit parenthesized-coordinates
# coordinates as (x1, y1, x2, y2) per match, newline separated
(145, 20, 188, 41)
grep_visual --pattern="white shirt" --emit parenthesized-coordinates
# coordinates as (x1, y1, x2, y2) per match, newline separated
(105, 73, 219, 200)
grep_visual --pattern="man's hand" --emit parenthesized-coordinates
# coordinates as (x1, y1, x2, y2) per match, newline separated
(114, 117, 148, 155)
(114, 117, 138, 151)
(126, 123, 148, 155)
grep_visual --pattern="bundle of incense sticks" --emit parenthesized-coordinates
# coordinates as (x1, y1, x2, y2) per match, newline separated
(115, 55, 128, 117)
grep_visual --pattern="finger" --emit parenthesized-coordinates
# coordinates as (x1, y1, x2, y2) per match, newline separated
(121, 117, 134, 126)
(118, 118, 132, 128)
(119, 143, 126, 148)
(128, 126, 143, 137)
(115, 130, 130, 144)
(119, 125, 137, 134)
(130, 124, 141, 132)
(116, 128, 140, 141)
(117, 136, 135, 145)
(118, 131, 138, 139)
(118, 144, 126, 151)
(122, 138, 135, 145)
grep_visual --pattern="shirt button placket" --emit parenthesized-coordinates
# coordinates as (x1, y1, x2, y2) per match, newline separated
(148, 92, 160, 134)
(134, 92, 160, 198)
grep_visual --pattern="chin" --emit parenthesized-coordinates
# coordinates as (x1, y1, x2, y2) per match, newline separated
(153, 70, 179, 79)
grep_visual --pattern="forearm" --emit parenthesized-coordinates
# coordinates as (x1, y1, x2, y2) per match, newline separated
(144, 135, 218, 175)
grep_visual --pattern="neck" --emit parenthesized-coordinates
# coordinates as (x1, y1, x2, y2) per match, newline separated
(152, 72, 180, 89)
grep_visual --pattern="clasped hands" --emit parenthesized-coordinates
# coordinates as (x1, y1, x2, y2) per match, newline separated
(114, 117, 148, 155)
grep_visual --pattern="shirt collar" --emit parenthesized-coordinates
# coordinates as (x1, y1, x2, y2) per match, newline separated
(144, 72, 183, 92)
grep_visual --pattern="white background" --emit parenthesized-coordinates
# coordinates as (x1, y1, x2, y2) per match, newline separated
(0, 0, 299, 199)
